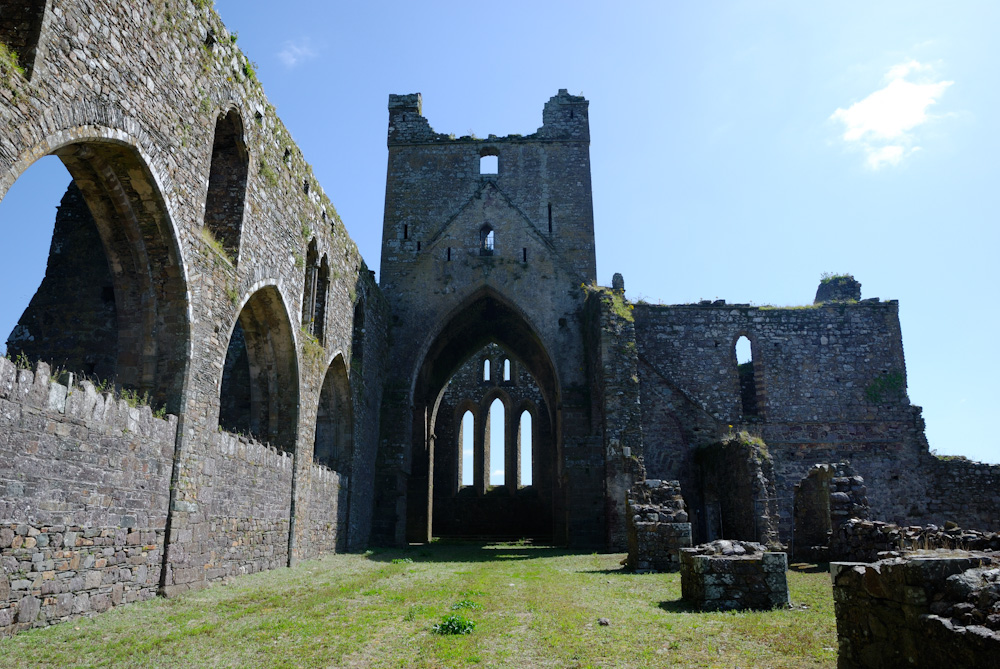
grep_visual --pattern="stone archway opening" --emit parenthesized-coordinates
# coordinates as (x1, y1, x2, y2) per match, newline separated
(407, 290, 561, 543)
(1, 141, 189, 414)
(219, 286, 299, 452)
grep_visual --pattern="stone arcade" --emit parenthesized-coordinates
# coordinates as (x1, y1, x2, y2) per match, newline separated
(1, 0, 998, 641)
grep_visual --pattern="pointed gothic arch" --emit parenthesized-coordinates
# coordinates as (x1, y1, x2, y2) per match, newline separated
(2, 135, 190, 413)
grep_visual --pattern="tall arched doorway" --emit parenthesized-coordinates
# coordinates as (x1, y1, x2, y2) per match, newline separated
(406, 290, 562, 543)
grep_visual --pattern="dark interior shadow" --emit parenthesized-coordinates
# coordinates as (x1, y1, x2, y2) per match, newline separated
(360, 540, 581, 564)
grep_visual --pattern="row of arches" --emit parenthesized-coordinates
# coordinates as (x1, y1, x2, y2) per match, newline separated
(0, 128, 356, 472)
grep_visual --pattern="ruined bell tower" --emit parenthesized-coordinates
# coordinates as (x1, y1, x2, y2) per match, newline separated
(373, 90, 607, 546)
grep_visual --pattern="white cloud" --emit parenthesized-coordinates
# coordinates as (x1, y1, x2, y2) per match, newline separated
(492, 469, 504, 477)
(277, 38, 317, 68)
(831, 60, 952, 169)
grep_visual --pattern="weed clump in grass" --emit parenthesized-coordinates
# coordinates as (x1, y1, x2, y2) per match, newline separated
(432, 613, 476, 635)
(390, 557, 413, 565)
(450, 600, 480, 610)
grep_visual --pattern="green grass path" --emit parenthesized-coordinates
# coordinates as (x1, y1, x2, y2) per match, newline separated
(1, 543, 837, 668)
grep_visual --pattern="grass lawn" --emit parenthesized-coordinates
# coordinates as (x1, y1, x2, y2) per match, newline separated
(0, 542, 837, 668)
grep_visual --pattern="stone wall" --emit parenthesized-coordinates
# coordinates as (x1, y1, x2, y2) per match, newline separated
(633, 296, 933, 543)
(679, 540, 789, 611)
(0, 357, 175, 635)
(299, 464, 345, 559)
(916, 456, 1000, 532)
(832, 553, 1000, 668)
(0, 0, 390, 618)
(625, 479, 691, 573)
(586, 282, 644, 550)
(833, 518, 1000, 564)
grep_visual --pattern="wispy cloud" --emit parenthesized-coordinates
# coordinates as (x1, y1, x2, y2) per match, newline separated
(277, 38, 318, 68)
(492, 469, 504, 478)
(831, 60, 952, 169)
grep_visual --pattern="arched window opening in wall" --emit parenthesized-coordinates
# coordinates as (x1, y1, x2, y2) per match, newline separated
(1, 143, 189, 415)
(219, 286, 298, 452)
(301, 238, 318, 331)
(460, 410, 474, 487)
(351, 298, 365, 370)
(520, 410, 533, 486)
(482, 358, 490, 381)
(503, 358, 511, 381)
(0, 0, 46, 79)
(312, 255, 329, 344)
(203, 109, 249, 263)
(479, 148, 498, 175)
(314, 356, 353, 473)
(736, 335, 759, 418)
(480, 155, 498, 175)
(480, 225, 494, 256)
(488, 398, 505, 487)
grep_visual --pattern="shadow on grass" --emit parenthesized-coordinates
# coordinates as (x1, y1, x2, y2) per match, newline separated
(658, 599, 699, 613)
(359, 540, 589, 564)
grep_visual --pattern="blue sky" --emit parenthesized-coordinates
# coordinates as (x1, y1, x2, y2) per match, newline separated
(1, 1, 997, 464)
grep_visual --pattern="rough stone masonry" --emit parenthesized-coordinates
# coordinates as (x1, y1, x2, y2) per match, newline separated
(0, 0, 998, 640)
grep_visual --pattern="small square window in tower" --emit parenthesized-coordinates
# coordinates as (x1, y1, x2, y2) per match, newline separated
(479, 152, 498, 175)
(480, 225, 495, 256)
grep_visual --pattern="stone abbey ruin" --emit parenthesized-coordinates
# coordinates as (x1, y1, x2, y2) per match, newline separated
(2, 0, 999, 661)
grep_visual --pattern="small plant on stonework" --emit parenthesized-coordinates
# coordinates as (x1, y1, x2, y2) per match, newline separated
(820, 272, 854, 284)
(0, 42, 25, 76)
(864, 370, 905, 403)
(432, 613, 476, 635)
(242, 58, 257, 84)
(7, 351, 33, 371)
(259, 161, 279, 188)
(230, 31, 238, 44)
(199, 227, 233, 265)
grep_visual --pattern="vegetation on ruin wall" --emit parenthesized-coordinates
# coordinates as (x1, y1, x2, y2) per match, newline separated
(585, 283, 634, 322)
(0, 42, 24, 77)
(0, 543, 837, 668)
(820, 272, 855, 284)
(864, 370, 905, 403)
(4, 352, 169, 418)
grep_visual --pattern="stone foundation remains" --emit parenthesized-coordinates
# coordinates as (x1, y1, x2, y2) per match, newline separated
(625, 479, 691, 572)
(832, 552, 1000, 669)
(833, 518, 1000, 564)
(679, 540, 790, 611)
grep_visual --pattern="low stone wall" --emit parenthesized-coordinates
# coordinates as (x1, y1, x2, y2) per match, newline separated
(299, 464, 345, 559)
(625, 479, 691, 572)
(833, 518, 1000, 564)
(680, 540, 789, 611)
(0, 358, 176, 636)
(832, 552, 1000, 669)
(164, 431, 293, 592)
(919, 456, 1000, 533)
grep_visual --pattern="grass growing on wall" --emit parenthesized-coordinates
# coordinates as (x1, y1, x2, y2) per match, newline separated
(0, 542, 838, 668)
